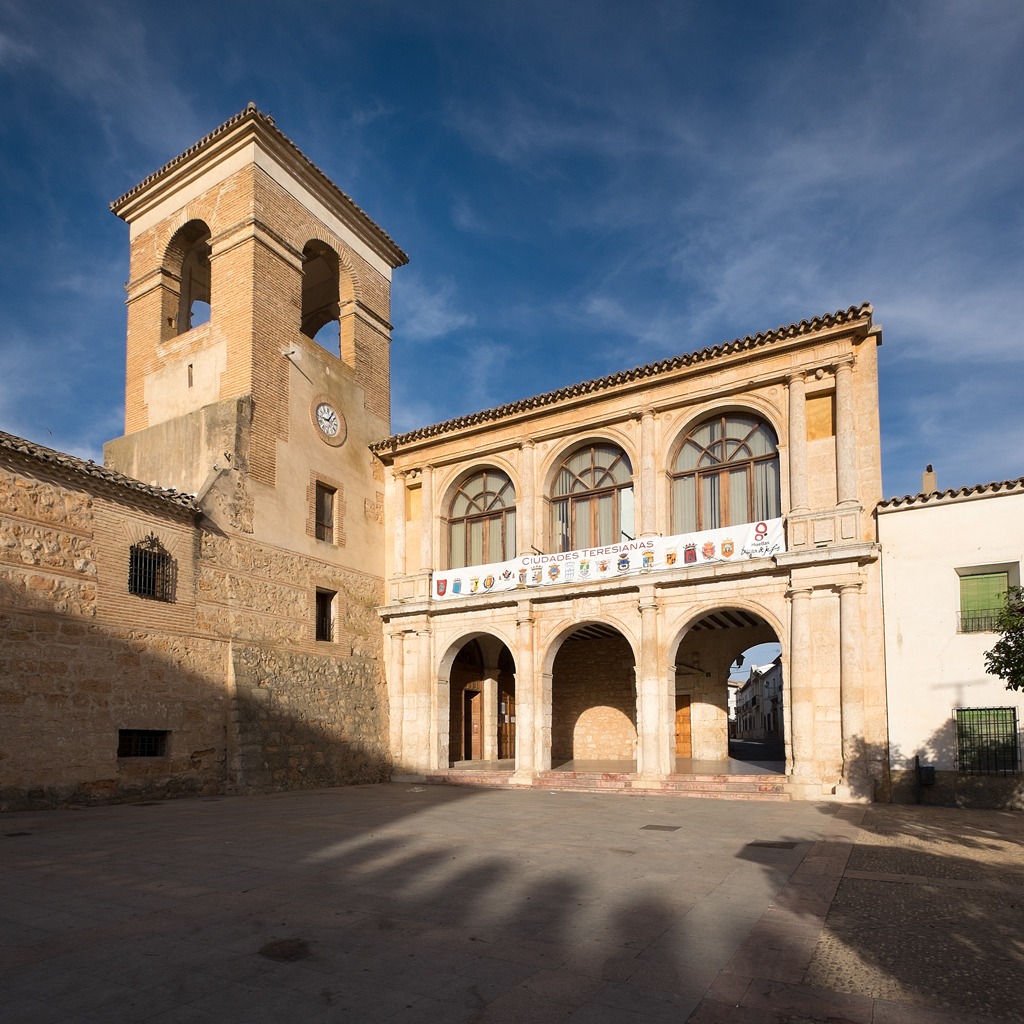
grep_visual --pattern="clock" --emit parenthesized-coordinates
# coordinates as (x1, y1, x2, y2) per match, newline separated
(310, 396, 347, 447)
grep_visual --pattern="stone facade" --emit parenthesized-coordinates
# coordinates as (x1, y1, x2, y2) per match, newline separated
(3, 107, 1018, 811)
(0, 106, 404, 810)
(375, 305, 890, 802)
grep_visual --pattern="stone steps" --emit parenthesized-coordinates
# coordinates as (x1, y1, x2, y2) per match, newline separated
(411, 769, 790, 801)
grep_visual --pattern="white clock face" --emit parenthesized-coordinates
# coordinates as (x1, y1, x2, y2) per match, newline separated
(316, 403, 340, 437)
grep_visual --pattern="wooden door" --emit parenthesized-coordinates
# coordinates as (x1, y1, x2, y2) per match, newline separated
(498, 685, 516, 759)
(464, 690, 482, 760)
(675, 695, 692, 758)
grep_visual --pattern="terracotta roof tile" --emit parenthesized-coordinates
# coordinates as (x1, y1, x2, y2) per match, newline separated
(0, 431, 200, 515)
(110, 103, 408, 267)
(878, 475, 1024, 511)
(372, 303, 873, 452)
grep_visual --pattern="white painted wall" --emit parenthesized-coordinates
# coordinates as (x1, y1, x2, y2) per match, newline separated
(878, 488, 1024, 770)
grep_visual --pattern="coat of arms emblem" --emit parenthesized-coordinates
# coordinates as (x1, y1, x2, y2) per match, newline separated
(436, 578, 447, 597)
(721, 539, 734, 558)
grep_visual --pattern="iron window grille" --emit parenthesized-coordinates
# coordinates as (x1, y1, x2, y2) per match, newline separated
(128, 534, 176, 602)
(117, 729, 169, 758)
(956, 610, 1003, 633)
(955, 707, 1020, 775)
(315, 590, 335, 642)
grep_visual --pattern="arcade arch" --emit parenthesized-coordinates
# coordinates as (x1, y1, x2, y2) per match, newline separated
(447, 635, 516, 764)
(550, 622, 638, 766)
(672, 606, 783, 765)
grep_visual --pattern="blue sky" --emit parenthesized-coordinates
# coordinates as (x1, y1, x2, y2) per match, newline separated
(1, 1, 1022, 499)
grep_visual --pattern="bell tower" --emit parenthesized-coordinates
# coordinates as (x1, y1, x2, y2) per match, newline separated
(104, 105, 408, 561)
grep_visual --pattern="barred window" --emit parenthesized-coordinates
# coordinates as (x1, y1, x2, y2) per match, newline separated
(118, 729, 169, 758)
(316, 589, 335, 642)
(128, 534, 176, 602)
(955, 708, 1020, 775)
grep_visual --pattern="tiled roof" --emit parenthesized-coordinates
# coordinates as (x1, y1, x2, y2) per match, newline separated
(372, 303, 873, 452)
(0, 431, 200, 515)
(110, 103, 408, 267)
(878, 476, 1024, 511)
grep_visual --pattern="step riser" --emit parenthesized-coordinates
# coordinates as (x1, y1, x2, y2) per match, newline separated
(417, 773, 790, 801)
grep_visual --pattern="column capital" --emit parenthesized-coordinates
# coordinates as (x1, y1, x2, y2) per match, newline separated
(786, 369, 807, 385)
(835, 580, 863, 596)
(786, 586, 814, 601)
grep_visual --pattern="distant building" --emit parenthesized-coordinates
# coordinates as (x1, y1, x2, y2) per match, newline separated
(735, 658, 783, 741)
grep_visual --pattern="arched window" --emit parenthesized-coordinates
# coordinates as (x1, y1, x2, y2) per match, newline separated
(671, 413, 780, 533)
(301, 241, 341, 350)
(551, 444, 634, 552)
(449, 469, 516, 569)
(168, 221, 211, 334)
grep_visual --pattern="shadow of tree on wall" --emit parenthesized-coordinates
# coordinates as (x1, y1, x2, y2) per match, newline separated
(0, 578, 391, 811)
(886, 718, 1024, 810)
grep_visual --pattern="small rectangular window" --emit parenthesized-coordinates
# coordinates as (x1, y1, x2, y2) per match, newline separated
(128, 534, 176, 602)
(955, 708, 1019, 775)
(958, 572, 1007, 633)
(118, 729, 169, 758)
(315, 589, 335, 642)
(315, 483, 335, 543)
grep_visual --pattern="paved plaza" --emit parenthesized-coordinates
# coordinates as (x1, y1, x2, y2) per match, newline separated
(2, 784, 1022, 1023)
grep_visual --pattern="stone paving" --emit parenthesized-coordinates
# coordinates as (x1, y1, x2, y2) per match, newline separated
(1, 784, 1022, 1023)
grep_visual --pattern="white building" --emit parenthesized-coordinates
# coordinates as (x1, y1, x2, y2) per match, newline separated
(878, 474, 1024, 807)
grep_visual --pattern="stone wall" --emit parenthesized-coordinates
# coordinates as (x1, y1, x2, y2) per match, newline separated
(551, 636, 637, 762)
(230, 643, 390, 790)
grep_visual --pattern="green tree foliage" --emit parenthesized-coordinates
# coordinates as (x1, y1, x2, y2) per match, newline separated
(984, 585, 1024, 691)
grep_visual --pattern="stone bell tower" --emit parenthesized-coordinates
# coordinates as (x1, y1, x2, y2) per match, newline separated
(104, 104, 408, 563)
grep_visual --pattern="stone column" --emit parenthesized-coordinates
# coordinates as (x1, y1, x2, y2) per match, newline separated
(787, 372, 808, 514)
(635, 588, 671, 777)
(403, 627, 434, 773)
(787, 587, 814, 779)
(518, 441, 536, 554)
(387, 629, 405, 764)
(481, 668, 499, 762)
(387, 467, 406, 579)
(639, 409, 657, 536)
(512, 604, 538, 782)
(834, 358, 857, 506)
(838, 581, 865, 774)
(420, 464, 434, 571)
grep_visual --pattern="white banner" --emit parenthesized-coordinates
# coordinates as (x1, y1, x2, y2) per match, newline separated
(432, 518, 785, 600)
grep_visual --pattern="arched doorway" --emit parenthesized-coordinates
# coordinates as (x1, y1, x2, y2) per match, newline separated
(551, 623, 637, 767)
(729, 641, 784, 764)
(674, 607, 781, 767)
(448, 636, 516, 766)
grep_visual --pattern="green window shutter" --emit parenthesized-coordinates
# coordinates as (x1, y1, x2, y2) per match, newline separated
(960, 572, 1008, 615)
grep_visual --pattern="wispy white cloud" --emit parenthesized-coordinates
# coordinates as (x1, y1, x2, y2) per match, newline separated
(393, 272, 475, 343)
